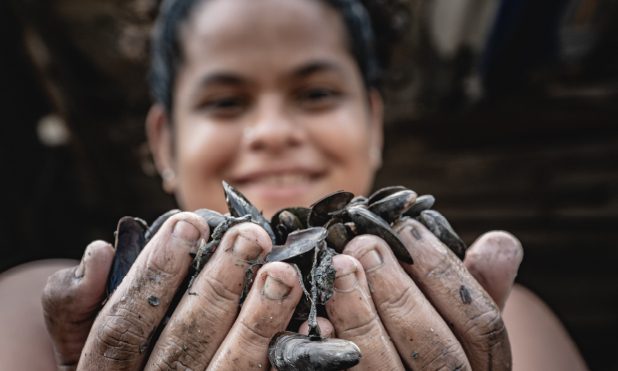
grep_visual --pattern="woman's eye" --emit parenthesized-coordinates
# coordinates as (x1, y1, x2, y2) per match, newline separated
(199, 96, 248, 117)
(297, 88, 341, 109)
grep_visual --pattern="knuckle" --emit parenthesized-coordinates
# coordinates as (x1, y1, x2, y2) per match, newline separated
(95, 306, 153, 362)
(239, 318, 275, 344)
(378, 285, 417, 315)
(425, 251, 453, 279)
(41, 268, 77, 313)
(201, 274, 240, 310)
(148, 337, 202, 370)
(337, 314, 382, 339)
(422, 341, 469, 371)
(465, 309, 507, 349)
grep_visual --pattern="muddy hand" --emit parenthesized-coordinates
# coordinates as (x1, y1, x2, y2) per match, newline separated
(42, 240, 115, 370)
(75, 211, 305, 370)
(327, 219, 522, 370)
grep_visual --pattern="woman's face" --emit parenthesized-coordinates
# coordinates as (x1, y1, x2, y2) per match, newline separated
(149, 0, 383, 217)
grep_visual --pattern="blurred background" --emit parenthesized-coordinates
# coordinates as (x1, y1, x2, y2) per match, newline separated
(1, 0, 617, 369)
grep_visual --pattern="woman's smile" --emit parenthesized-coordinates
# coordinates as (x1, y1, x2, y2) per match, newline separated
(229, 166, 328, 205)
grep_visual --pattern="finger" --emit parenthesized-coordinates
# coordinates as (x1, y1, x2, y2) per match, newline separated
(325, 254, 404, 370)
(145, 222, 272, 370)
(394, 218, 512, 371)
(42, 240, 114, 367)
(78, 212, 208, 370)
(343, 235, 470, 370)
(207, 262, 303, 370)
(464, 231, 523, 311)
(298, 317, 335, 338)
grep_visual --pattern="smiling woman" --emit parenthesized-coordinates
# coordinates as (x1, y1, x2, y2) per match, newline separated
(0, 0, 589, 370)
(148, 0, 383, 217)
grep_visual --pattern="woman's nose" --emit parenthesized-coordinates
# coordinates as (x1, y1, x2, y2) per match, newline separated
(244, 96, 305, 153)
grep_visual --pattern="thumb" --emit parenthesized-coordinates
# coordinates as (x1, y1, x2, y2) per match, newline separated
(463, 231, 523, 311)
(42, 240, 114, 367)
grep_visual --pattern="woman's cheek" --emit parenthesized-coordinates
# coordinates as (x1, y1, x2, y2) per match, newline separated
(175, 122, 242, 211)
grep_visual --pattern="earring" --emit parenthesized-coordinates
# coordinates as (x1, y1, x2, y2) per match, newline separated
(161, 168, 176, 193)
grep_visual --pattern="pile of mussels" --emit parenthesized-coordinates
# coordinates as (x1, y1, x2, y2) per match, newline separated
(107, 182, 466, 371)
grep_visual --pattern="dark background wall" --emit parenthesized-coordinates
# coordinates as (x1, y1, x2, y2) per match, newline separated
(1, 0, 617, 369)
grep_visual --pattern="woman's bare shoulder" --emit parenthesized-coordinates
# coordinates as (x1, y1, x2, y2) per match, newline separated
(504, 284, 589, 371)
(0, 259, 77, 371)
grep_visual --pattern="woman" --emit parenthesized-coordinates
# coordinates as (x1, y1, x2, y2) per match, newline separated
(0, 0, 588, 369)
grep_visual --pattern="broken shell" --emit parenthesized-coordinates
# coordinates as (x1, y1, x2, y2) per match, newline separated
(266, 227, 328, 263)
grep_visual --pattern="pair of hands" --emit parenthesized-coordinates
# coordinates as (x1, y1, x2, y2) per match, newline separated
(42, 210, 523, 370)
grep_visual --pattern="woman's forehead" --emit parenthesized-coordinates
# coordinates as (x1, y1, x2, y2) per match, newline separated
(180, 0, 351, 70)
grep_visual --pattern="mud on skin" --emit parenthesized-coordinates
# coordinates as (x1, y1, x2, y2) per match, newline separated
(105, 182, 467, 370)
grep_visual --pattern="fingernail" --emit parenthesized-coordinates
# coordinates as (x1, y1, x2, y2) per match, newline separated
(232, 234, 263, 261)
(262, 275, 292, 300)
(358, 249, 383, 271)
(334, 265, 358, 291)
(172, 220, 200, 243)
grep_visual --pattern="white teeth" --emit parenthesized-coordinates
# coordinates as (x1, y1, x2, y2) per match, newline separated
(255, 174, 310, 186)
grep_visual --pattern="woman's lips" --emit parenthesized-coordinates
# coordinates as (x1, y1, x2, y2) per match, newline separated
(230, 171, 325, 204)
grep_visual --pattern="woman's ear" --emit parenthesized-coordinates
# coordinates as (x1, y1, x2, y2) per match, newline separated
(146, 104, 176, 193)
(368, 89, 384, 171)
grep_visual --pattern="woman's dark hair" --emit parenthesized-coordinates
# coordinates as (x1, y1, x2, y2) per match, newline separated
(149, 0, 409, 114)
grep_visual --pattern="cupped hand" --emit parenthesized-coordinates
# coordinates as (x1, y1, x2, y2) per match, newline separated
(44, 211, 304, 370)
(42, 240, 115, 369)
(326, 217, 523, 370)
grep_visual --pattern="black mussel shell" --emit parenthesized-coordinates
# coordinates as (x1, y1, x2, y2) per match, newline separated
(326, 222, 353, 253)
(266, 227, 328, 263)
(107, 216, 148, 295)
(308, 191, 354, 227)
(367, 185, 408, 205)
(222, 181, 277, 243)
(417, 210, 467, 259)
(144, 209, 181, 243)
(404, 194, 435, 217)
(348, 195, 369, 207)
(194, 208, 227, 233)
(368, 189, 417, 224)
(346, 206, 413, 264)
(268, 331, 361, 371)
(271, 207, 311, 244)
(271, 207, 310, 228)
